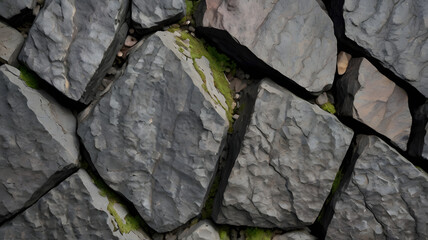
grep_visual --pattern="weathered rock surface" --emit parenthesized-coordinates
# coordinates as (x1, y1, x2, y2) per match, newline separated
(0, 170, 150, 240)
(132, 0, 185, 30)
(0, 22, 24, 66)
(78, 31, 229, 232)
(336, 58, 411, 151)
(273, 229, 316, 240)
(213, 79, 353, 229)
(178, 220, 220, 240)
(408, 103, 428, 159)
(199, 0, 337, 93)
(19, 0, 129, 103)
(326, 135, 428, 239)
(342, 0, 428, 96)
(0, 0, 35, 19)
(0, 65, 79, 222)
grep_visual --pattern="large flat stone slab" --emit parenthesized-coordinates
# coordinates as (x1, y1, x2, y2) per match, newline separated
(0, 64, 79, 223)
(326, 135, 428, 239)
(336, 58, 411, 151)
(19, 0, 129, 103)
(213, 79, 353, 229)
(0, 170, 150, 240)
(199, 0, 337, 93)
(132, 0, 185, 30)
(0, 22, 24, 66)
(343, 0, 428, 96)
(78, 31, 229, 232)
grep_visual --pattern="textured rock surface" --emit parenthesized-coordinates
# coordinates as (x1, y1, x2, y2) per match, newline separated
(132, 0, 185, 29)
(273, 230, 316, 240)
(326, 135, 428, 239)
(0, 22, 24, 66)
(78, 31, 229, 232)
(178, 220, 220, 240)
(343, 0, 428, 96)
(0, 64, 79, 223)
(199, 0, 337, 93)
(0, 0, 35, 19)
(19, 0, 129, 103)
(336, 58, 411, 151)
(214, 79, 353, 228)
(0, 170, 150, 240)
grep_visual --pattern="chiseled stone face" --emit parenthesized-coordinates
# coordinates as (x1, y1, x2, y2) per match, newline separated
(132, 0, 185, 29)
(19, 0, 129, 103)
(0, 170, 150, 240)
(343, 0, 428, 96)
(214, 79, 353, 229)
(0, 22, 24, 66)
(326, 135, 428, 240)
(200, 0, 337, 93)
(336, 58, 412, 151)
(78, 31, 229, 233)
(0, 65, 79, 223)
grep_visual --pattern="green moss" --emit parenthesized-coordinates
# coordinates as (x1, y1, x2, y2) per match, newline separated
(18, 65, 40, 89)
(179, 0, 201, 25)
(176, 30, 234, 126)
(201, 172, 221, 219)
(331, 169, 344, 194)
(245, 228, 273, 240)
(219, 227, 230, 240)
(179, 47, 184, 53)
(321, 102, 336, 114)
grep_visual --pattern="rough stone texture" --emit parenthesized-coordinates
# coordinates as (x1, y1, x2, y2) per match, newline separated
(0, 0, 35, 19)
(343, 0, 428, 96)
(178, 220, 220, 240)
(199, 0, 337, 93)
(213, 79, 353, 229)
(326, 135, 428, 239)
(78, 31, 229, 233)
(0, 170, 150, 240)
(132, 0, 185, 29)
(0, 64, 79, 223)
(273, 230, 316, 240)
(0, 22, 24, 66)
(19, 0, 129, 103)
(336, 58, 411, 151)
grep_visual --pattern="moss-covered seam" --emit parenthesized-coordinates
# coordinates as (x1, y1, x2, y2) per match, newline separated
(18, 65, 40, 89)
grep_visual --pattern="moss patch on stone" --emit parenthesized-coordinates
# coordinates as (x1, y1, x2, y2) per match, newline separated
(173, 29, 235, 126)
(18, 65, 40, 89)
(321, 102, 336, 114)
(180, 0, 201, 25)
(218, 227, 231, 240)
(201, 171, 221, 219)
(245, 228, 273, 240)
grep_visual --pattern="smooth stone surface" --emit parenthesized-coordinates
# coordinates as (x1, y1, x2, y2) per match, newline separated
(0, 0, 35, 19)
(132, 0, 185, 29)
(326, 135, 428, 239)
(343, 0, 428, 96)
(78, 31, 229, 233)
(19, 0, 129, 103)
(214, 79, 353, 229)
(178, 220, 220, 240)
(336, 58, 411, 151)
(0, 170, 150, 240)
(273, 229, 316, 240)
(0, 64, 79, 223)
(0, 22, 24, 66)
(199, 0, 337, 93)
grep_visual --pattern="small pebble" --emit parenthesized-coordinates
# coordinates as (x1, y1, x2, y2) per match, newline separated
(232, 102, 237, 109)
(189, 26, 195, 32)
(225, 68, 231, 73)
(117, 51, 123, 57)
(190, 32, 195, 37)
(234, 93, 240, 100)
(185, 20, 191, 25)
(129, 28, 135, 34)
(233, 114, 239, 120)
(173, 31, 182, 38)
(124, 35, 137, 47)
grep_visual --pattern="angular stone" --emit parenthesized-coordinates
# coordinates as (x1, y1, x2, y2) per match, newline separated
(199, 0, 337, 93)
(178, 220, 220, 240)
(343, 0, 428, 96)
(337, 51, 351, 75)
(19, 0, 129, 103)
(0, 65, 79, 223)
(0, 170, 150, 240)
(78, 31, 229, 232)
(0, 22, 24, 66)
(273, 229, 316, 240)
(326, 135, 428, 239)
(0, 0, 35, 19)
(213, 79, 353, 229)
(336, 58, 411, 151)
(132, 0, 185, 30)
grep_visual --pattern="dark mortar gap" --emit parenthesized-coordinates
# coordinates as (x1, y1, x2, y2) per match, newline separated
(310, 135, 359, 239)
(131, 12, 185, 37)
(0, 8, 35, 35)
(408, 103, 428, 158)
(195, 27, 316, 102)
(77, 137, 157, 237)
(0, 164, 78, 227)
